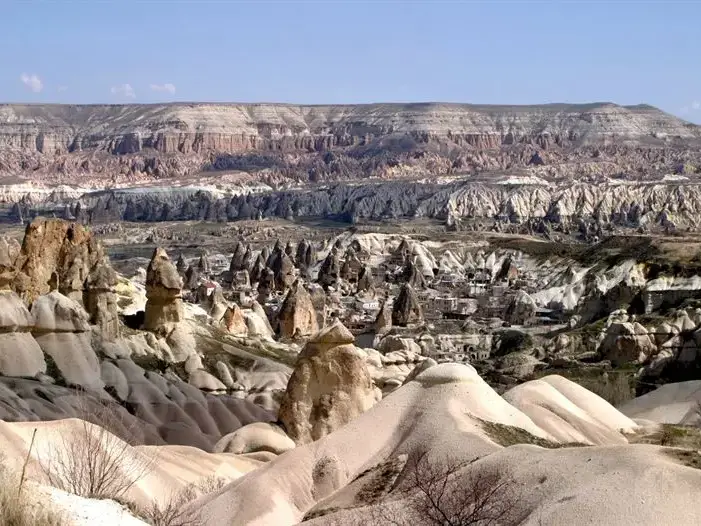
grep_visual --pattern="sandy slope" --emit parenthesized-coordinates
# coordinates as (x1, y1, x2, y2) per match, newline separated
(188, 364, 684, 526)
(4, 367, 701, 525)
(618, 380, 701, 425)
(0, 419, 265, 508)
(37, 485, 149, 526)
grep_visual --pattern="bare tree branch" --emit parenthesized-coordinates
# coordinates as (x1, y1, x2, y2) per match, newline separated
(38, 392, 154, 500)
(374, 448, 521, 526)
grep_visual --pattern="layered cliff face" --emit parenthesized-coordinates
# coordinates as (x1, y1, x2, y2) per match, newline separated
(2, 102, 701, 230)
(28, 179, 698, 232)
(1, 102, 700, 186)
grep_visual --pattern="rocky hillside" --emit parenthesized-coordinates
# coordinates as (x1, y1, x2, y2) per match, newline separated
(1, 102, 700, 185)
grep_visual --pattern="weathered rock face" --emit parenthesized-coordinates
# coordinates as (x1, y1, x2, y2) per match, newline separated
(402, 258, 426, 289)
(221, 305, 248, 337)
(374, 300, 393, 333)
(495, 256, 519, 282)
(271, 250, 295, 291)
(278, 280, 319, 339)
(213, 422, 295, 455)
(84, 262, 120, 340)
(0, 291, 45, 377)
(503, 290, 537, 326)
(229, 242, 247, 273)
(12, 218, 106, 304)
(340, 248, 362, 283)
(144, 248, 184, 332)
(257, 267, 275, 300)
(295, 240, 313, 271)
(392, 284, 423, 327)
(32, 291, 103, 390)
(3, 103, 701, 232)
(2, 102, 699, 182)
(318, 249, 341, 289)
(249, 254, 266, 284)
(278, 321, 377, 444)
(356, 265, 373, 293)
(0, 237, 20, 289)
(184, 265, 199, 291)
(4, 218, 120, 340)
(175, 254, 187, 275)
(197, 252, 210, 274)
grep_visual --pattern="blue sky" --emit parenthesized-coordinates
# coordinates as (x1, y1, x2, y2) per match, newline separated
(2, 0, 700, 121)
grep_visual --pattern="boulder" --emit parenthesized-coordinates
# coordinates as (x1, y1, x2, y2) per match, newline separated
(213, 422, 295, 455)
(377, 334, 422, 355)
(598, 322, 656, 367)
(278, 280, 319, 339)
(144, 248, 184, 332)
(279, 321, 376, 444)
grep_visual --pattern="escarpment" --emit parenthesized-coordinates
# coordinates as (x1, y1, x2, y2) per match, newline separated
(1, 102, 699, 186)
(1, 102, 700, 234)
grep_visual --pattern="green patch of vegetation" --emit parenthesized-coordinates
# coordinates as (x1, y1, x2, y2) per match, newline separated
(196, 324, 298, 368)
(666, 449, 701, 470)
(130, 354, 170, 374)
(43, 353, 66, 387)
(630, 424, 701, 450)
(530, 367, 636, 407)
(354, 456, 406, 504)
(478, 419, 589, 449)
(302, 506, 342, 522)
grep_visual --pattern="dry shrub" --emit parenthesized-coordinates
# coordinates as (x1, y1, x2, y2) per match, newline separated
(0, 453, 66, 526)
(38, 393, 154, 500)
(141, 475, 228, 526)
(377, 449, 521, 526)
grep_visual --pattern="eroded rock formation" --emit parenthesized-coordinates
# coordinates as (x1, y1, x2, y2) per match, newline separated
(278, 321, 377, 444)
(144, 248, 184, 331)
(278, 280, 319, 339)
(392, 284, 423, 327)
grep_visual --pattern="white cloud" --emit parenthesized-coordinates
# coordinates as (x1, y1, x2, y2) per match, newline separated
(150, 83, 176, 94)
(20, 73, 43, 93)
(111, 83, 136, 99)
(57, 85, 68, 92)
(692, 101, 701, 111)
